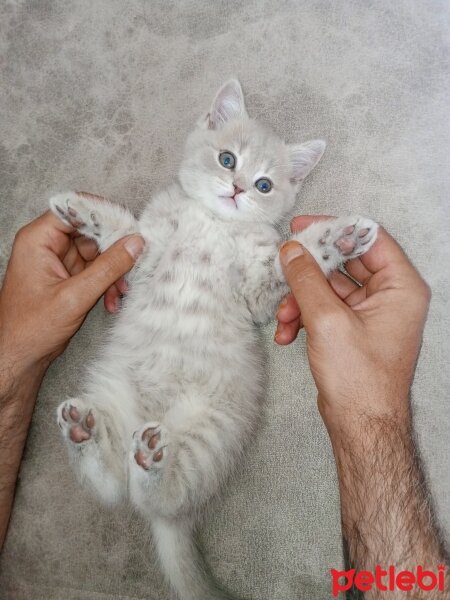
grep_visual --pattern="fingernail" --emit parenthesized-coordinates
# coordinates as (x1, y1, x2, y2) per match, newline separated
(280, 241, 304, 266)
(274, 322, 285, 341)
(279, 297, 288, 309)
(117, 279, 128, 294)
(276, 298, 288, 320)
(124, 235, 145, 260)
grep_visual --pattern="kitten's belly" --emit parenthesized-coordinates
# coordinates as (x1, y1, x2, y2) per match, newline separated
(112, 235, 261, 401)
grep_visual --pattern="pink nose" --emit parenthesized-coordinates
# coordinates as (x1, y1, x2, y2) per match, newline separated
(233, 184, 244, 196)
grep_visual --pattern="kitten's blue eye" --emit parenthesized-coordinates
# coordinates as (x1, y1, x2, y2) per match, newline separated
(255, 178, 272, 193)
(219, 151, 236, 169)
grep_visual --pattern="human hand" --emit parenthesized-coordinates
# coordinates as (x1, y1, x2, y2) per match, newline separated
(0, 208, 144, 375)
(275, 216, 430, 430)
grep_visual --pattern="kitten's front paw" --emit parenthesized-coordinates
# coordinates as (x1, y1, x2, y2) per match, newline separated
(57, 399, 96, 444)
(320, 216, 378, 261)
(293, 215, 378, 277)
(49, 192, 102, 239)
(132, 422, 169, 470)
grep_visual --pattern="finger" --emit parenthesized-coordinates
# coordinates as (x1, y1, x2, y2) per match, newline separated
(344, 285, 368, 307)
(62, 235, 145, 315)
(279, 241, 344, 332)
(274, 317, 302, 345)
(104, 276, 128, 313)
(276, 293, 300, 323)
(344, 258, 372, 284)
(104, 283, 121, 314)
(329, 271, 359, 299)
(275, 272, 358, 323)
(34, 209, 75, 235)
(278, 268, 360, 306)
(290, 215, 334, 234)
(358, 226, 414, 274)
(116, 276, 128, 295)
(21, 211, 74, 259)
(74, 236, 99, 262)
(62, 243, 86, 276)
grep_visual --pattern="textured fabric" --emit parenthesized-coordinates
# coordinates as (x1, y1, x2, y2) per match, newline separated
(0, 1, 449, 599)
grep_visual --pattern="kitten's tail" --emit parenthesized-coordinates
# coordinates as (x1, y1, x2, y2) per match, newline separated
(152, 517, 241, 600)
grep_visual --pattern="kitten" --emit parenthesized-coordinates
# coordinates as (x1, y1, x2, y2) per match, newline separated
(50, 80, 377, 600)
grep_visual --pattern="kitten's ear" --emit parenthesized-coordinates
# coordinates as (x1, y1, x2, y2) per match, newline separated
(206, 79, 248, 129)
(289, 140, 326, 183)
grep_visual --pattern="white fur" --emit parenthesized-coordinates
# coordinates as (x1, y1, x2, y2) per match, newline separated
(50, 80, 378, 600)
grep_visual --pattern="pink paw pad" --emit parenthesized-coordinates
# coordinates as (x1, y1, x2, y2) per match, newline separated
(59, 402, 95, 444)
(331, 218, 378, 259)
(133, 423, 167, 471)
(335, 237, 356, 255)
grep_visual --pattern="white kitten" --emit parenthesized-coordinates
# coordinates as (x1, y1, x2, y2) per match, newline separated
(50, 80, 377, 600)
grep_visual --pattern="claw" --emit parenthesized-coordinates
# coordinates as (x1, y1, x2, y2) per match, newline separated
(335, 238, 355, 255)
(69, 424, 90, 443)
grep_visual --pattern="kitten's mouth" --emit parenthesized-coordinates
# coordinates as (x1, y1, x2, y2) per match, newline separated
(220, 193, 240, 209)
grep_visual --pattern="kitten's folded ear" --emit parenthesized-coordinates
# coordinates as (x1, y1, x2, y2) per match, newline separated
(289, 140, 326, 183)
(202, 79, 248, 130)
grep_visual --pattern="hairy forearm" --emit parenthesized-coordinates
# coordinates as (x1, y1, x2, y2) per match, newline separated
(329, 409, 448, 597)
(0, 357, 46, 549)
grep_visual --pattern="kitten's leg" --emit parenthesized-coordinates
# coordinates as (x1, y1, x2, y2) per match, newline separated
(49, 191, 138, 251)
(57, 396, 129, 504)
(129, 406, 250, 517)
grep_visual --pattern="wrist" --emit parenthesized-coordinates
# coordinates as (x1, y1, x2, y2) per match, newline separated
(0, 355, 47, 452)
(0, 340, 48, 401)
(318, 392, 411, 443)
(0, 320, 50, 386)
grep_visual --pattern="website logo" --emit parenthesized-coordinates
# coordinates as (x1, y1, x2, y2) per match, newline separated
(331, 565, 446, 596)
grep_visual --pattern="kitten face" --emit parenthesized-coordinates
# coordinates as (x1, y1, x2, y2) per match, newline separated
(178, 80, 326, 225)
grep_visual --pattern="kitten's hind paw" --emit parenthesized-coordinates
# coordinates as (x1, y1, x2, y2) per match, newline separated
(132, 422, 169, 471)
(49, 192, 102, 239)
(57, 399, 96, 444)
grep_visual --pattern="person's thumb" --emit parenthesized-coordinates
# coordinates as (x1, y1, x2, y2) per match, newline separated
(279, 241, 341, 331)
(65, 234, 145, 315)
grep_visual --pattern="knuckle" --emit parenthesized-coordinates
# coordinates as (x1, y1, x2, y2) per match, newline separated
(101, 253, 126, 281)
(416, 282, 432, 315)
(421, 281, 432, 303)
(287, 262, 317, 288)
(312, 308, 344, 336)
(14, 224, 31, 245)
(410, 276, 432, 308)
(57, 286, 79, 314)
(311, 301, 351, 337)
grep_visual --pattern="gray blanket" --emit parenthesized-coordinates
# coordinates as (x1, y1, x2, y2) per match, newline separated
(0, 1, 449, 598)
